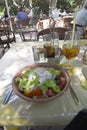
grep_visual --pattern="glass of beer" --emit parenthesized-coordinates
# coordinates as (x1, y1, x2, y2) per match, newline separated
(62, 31, 80, 68)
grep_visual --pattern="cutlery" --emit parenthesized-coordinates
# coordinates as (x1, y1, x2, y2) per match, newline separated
(2, 87, 13, 105)
(70, 84, 80, 105)
(82, 49, 87, 65)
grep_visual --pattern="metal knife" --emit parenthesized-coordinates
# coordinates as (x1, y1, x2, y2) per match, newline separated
(70, 85, 80, 105)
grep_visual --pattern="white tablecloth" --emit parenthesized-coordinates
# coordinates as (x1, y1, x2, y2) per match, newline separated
(0, 41, 87, 127)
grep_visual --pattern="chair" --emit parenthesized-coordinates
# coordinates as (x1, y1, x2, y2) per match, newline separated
(84, 27, 87, 39)
(63, 16, 73, 28)
(10, 17, 17, 31)
(37, 27, 70, 40)
(0, 20, 10, 30)
(75, 25, 87, 39)
(15, 18, 37, 41)
(0, 29, 16, 57)
(17, 18, 30, 28)
(36, 17, 55, 31)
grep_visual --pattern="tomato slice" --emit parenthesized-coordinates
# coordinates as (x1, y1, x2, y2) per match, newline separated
(24, 87, 43, 98)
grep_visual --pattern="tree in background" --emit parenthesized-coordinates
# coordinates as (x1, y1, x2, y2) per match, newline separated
(0, 0, 84, 17)
(56, 0, 76, 12)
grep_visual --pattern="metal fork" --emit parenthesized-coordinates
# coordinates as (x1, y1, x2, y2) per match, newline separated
(2, 87, 13, 105)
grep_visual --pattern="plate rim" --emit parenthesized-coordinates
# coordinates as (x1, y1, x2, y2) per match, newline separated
(12, 62, 70, 102)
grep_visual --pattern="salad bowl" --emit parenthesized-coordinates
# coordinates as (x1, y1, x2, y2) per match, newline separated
(12, 62, 70, 102)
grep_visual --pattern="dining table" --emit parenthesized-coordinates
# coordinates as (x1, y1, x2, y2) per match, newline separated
(0, 39, 87, 130)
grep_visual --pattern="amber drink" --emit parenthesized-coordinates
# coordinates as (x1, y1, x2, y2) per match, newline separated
(63, 44, 79, 60)
(62, 30, 80, 69)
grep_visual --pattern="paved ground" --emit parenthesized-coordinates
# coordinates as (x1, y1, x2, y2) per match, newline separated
(0, 33, 21, 58)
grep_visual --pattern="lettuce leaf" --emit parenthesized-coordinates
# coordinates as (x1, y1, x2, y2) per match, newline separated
(46, 67, 61, 75)
(41, 79, 60, 93)
(15, 70, 39, 93)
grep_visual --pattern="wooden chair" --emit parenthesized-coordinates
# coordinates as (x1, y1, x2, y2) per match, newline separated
(63, 16, 73, 28)
(84, 27, 87, 39)
(15, 18, 37, 41)
(0, 29, 16, 57)
(0, 20, 10, 30)
(18, 18, 30, 27)
(37, 27, 70, 40)
(10, 17, 17, 31)
(36, 17, 55, 31)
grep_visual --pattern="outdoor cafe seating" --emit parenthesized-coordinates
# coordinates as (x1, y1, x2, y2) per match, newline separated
(37, 27, 70, 40)
(15, 18, 37, 41)
(63, 16, 73, 28)
(0, 29, 16, 58)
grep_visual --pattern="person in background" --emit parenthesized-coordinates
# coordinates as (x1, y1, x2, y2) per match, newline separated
(76, 0, 87, 35)
(14, 7, 29, 27)
(25, 8, 33, 25)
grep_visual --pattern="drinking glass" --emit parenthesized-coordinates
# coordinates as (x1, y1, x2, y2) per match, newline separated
(62, 31, 80, 68)
(80, 39, 87, 65)
(32, 45, 45, 63)
(43, 32, 61, 63)
(43, 32, 58, 58)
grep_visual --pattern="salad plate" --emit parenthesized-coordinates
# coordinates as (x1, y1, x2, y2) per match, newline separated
(12, 62, 70, 102)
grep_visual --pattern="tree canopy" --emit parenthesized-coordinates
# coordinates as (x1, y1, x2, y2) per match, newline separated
(0, 0, 83, 17)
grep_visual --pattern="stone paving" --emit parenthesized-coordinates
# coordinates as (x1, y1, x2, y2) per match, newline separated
(0, 33, 21, 58)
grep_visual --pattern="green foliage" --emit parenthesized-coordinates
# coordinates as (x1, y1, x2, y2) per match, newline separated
(9, 6, 18, 16)
(0, 0, 83, 17)
(57, 0, 76, 11)
(32, 0, 49, 16)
